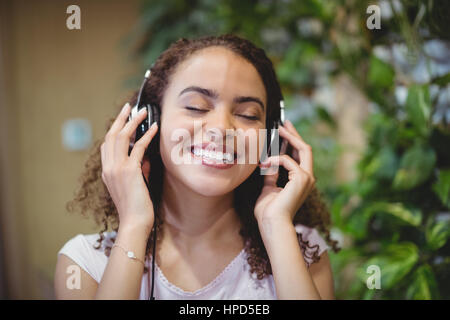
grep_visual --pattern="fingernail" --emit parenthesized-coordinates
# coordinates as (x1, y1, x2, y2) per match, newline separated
(122, 102, 130, 112)
(150, 122, 158, 129)
(139, 108, 147, 114)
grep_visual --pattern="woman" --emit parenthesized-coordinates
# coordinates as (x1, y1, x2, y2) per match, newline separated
(54, 34, 339, 300)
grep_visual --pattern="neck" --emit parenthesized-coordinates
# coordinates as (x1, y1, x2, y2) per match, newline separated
(157, 171, 242, 252)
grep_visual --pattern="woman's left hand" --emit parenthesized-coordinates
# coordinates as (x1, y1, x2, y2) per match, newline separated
(254, 119, 316, 225)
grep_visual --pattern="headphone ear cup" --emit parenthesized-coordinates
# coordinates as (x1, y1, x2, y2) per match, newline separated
(146, 103, 160, 127)
(153, 104, 161, 127)
(267, 121, 279, 157)
(145, 103, 160, 156)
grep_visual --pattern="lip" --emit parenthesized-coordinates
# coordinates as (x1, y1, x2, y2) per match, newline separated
(190, 143, 236, 169)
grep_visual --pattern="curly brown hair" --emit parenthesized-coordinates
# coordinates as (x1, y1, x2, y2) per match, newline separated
(66, 34, 340, 280)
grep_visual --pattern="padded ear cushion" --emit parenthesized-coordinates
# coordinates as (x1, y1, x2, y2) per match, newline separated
(146, 104, 153, 127)
(145, 103, 160, 156)
(128, 104, 147, 155)
(150, 103, 160, 127)
(267, 120, 280, 157)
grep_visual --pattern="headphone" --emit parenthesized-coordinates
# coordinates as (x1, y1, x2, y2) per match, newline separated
(128, 70, 160, 157)
(128, 69, 287, 300)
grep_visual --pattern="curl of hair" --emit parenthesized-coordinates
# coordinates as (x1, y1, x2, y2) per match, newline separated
(66, 34, 340, 279)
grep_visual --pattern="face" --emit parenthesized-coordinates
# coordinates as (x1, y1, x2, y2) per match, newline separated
(158, 46, 267, 196)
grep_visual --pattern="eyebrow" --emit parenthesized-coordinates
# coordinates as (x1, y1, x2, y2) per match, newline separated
(178, 86, 265, 111)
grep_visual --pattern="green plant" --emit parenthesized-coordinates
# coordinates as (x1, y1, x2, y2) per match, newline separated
(127, 0, 450, 299)
(327, 0, 450, 299)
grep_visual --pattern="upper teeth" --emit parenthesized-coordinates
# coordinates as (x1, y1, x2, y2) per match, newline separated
(193, 148, 234, 162)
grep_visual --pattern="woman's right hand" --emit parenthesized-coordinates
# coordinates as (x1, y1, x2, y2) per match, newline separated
(100, 102, 159, 234)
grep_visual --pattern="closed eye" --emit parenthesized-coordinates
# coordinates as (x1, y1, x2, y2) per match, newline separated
(185, 106, 208, 113)
(186, 106, 259, 121)
(237, 114, 259, 121)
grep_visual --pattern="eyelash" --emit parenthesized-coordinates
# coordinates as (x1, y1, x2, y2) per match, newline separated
(185, 106, 207, 113)
(185, 106, 259, 121)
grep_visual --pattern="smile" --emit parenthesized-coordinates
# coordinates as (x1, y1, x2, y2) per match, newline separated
(189, 144, 237, 169)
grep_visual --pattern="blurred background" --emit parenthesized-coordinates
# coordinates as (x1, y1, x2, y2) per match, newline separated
(0, 0, 449, 299)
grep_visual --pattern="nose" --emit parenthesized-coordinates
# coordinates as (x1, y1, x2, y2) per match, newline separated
(204, 106, 235, 143)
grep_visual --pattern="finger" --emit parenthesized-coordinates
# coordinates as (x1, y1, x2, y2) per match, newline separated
(279, 125, 313, 174)
(104, 103, 131, 165)
(289, 147, 301, 163)
(108, 102, 131, 136)
(260, 159, 279, 187)
(114, 108, 148, 162)
(121, 107, 148, 136)
(270, 155, 316, 200)
(129, 122, 159, 163)
(284, 119, 306, 143)
(284, 120, 314, 165)
(284, 120, 313, 150)
(260, 154, 301, 180)
(270, 154, 301, 173)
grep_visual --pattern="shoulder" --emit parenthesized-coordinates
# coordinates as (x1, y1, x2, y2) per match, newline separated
(57, 231, 116, 283)
(293, 223, 330, 267)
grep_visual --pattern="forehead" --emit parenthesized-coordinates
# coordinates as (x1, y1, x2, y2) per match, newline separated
(167, 46, 267, 104)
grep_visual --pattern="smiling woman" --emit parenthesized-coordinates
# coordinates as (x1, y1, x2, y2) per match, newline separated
(55, 34, 340, 300)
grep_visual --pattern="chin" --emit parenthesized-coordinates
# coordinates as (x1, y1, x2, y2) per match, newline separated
(178, 164, 242, 196)
(165, 161, 255, 197)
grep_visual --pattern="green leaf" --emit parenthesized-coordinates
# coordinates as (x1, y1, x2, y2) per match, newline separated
(431, 72, 450, 86)
(364, 147, 398, 180)
(426, 219, 450, 250)
(392, 144, 436, 190)
(432, 169, 450, 208)
(405, 85, 431, 136)
(366, 202, 422, 227)
(368, 55, 395, 88)
(361, 288, 377, 300)
(316, 106, 336, 128)
(358, 242, 419, 290)
(329, 248, 367, 299)
(330, 193, 349, 229)
(276, 41, 316, 87)
(406, 265, 439, 300)
(345, 206, 374, 239)
(329, 248, 362, 276)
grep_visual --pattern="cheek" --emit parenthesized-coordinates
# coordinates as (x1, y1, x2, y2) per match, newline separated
(239, 127, 266, 164)
(159, 121, 193, 166)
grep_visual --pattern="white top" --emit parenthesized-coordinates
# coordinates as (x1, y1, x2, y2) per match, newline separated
(57, 223, 330, 299)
